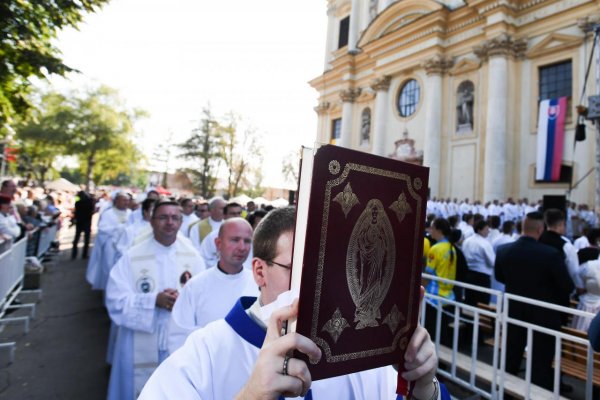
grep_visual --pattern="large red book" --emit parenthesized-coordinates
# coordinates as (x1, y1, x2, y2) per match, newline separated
(288, 143, 428, 383)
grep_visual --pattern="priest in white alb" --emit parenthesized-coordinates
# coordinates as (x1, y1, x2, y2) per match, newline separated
(167, 217, 258, 354)
(105, 201, 206, 400)
(86, 191, 131, 290)
(178, 198, 199, 237)
(140, 207, 449, 400)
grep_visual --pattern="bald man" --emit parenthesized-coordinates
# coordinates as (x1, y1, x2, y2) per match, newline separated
(167, 217, 258, 354)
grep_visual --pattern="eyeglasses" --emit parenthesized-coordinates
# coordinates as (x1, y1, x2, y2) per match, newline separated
(264, 259, 292, 270)
(154, 215, 182, 222)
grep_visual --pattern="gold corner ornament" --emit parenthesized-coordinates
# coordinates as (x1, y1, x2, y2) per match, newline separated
(329, 160, 341, 175)
(389, 192, 413, 223)
(382, 305, 405, 334)
(322, 308, 350, 343)
(333, 182, 360, 218)
(346, 199, 396, 329)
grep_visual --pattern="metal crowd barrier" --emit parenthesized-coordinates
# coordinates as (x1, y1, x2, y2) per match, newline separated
(422, 273, 596, 400)
(25, 224, 59, 260)
(0, 237, 42, 364)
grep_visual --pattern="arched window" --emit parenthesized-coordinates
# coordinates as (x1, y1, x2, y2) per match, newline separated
(397, 79, 420, 117)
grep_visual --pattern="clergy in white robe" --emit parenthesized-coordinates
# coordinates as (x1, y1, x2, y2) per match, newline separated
(115, 198, 157, 261)
(178, 198, 199, 237)
(86, 193, 131, 290)
(188, 197, 226, 253)
(105, 201, 206, 400)
(198, 228, 253, 270)
(168, 218, 258, 354)
(141, 207, 446, 400)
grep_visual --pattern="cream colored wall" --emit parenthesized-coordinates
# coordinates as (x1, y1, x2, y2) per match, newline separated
(314, 0, 600, 204)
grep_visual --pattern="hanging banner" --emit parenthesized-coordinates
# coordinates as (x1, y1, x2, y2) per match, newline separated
(536, 97, 567, 181)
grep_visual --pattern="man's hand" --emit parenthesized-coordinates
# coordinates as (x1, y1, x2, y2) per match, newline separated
(155, 288, 178, 311)
(401, 286, 438, 400)
(235, 299, 322, 400)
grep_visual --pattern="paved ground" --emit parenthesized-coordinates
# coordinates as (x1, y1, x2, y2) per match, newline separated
(0, 226, 109, 400)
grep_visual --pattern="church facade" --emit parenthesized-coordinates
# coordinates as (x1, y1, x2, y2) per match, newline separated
(310, 0, 599, 205)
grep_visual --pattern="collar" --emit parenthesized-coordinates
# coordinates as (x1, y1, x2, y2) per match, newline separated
(224, 297, 265, 348)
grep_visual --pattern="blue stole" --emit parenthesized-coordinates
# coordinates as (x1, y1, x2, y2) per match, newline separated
(224, 297, 451, 400)
(225, 297, 313, 400)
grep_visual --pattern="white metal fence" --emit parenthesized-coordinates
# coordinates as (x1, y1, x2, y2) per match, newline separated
(422, 273, 597, 400)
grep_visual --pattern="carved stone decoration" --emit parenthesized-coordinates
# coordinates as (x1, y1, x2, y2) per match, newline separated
(422, 54, 454, 75)
(389, 192, 413, 223)
(361, 108, 371, 145)
(333, 182, 360, 218)
(474, 33, 527, 60)
(578, 15, 600, 33)
(340, 88, 362, 103)
(382, 305, 405, 334)
(388, 129, 423, 165)
(456, 80, 475, 132)
(346, 199, 396, 330)
(322, 308, 350, 343)
(314, 101, 330, 114)
(370, 75, 392, 92)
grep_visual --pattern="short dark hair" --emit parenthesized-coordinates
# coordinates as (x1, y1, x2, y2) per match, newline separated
(543, 208, 565, 228)
(489, 215, 501, 229)
(432, 218, 451, 237)
(246, 210, 268, 227)
(224, 202, 242, 215)
(474, 219, 489, 234)
(179, 198, 193, 207)
(151, 200, 180, 218)
(142, 198, 157, 213)
(501, 220, 515, 235)
(253, 206, 296, 262)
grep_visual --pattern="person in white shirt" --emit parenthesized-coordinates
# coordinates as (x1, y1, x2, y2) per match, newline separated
(140, 207, 446, 400)
(458, 213, 474, 241)
(486, 215, 501, 245)
(86, 192, 131, 291)
(492, 220, 516, 252)
(188, 196, 225, 253)
(462, 219, 496, 306)
(115, 198, 156, 261)
(168, 217, 258, 354)
(178, 198, 199, 237)
(198, 202, 247, 268)
(127, 190, 160, 226)
(105, 201, 205, 400)
(0, 195, 21, 240)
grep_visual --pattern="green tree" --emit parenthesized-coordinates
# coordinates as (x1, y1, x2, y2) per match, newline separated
(178, 107, 223, 198)
(218, 113, 264, 198)
(0, 0, 110, 124)
(14, 92, 72, 185)
(66, 85, 145, 190)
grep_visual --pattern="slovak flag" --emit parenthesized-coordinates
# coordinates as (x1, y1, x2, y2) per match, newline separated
(536, 97, 567, 181)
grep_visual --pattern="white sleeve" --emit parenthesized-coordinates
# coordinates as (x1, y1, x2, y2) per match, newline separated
(105, 254, 157, 332)
(564, 242, 583, 288)
(483, 241, 496, 270)
(189, 225, 202, 255)
(168, 282, 197, 354)
(199, 234, 218, 268)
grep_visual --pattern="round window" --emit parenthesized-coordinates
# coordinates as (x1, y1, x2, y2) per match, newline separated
(397, 79, 420, 117)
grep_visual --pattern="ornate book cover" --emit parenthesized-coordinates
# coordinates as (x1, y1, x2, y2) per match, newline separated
(289, 143, 428, 381)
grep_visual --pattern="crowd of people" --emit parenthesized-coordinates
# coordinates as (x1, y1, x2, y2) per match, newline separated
(422, 197, 600, 393)
(84, 191, 447, 400)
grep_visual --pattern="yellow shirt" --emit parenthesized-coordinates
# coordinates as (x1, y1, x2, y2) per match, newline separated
(425, 239, 456, 301)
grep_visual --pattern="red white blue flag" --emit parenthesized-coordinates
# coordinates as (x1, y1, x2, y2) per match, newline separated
(536, 97, 567, 181)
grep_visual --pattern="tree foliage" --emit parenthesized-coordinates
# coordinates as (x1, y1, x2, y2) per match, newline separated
(15, 86, 144, 188)
(178, 107, 223, 198)
(0, 0, 110, 124)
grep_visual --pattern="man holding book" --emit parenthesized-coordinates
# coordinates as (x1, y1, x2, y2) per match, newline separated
(140, 207, 447, 399)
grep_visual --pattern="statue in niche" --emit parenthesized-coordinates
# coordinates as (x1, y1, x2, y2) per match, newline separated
(361, 108, 371, 145)
(456, 80, 474, 132)
(388, 129, 423, 165)
(369, 0, 378, 20)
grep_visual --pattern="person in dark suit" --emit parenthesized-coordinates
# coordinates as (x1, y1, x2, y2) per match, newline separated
(71, 191, 95, 260)
(494, 211, 574, 390)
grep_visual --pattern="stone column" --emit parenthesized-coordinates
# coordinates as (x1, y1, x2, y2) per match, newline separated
(324, 6, 336, 70)
(348, 0, 361, 52)
(475, 34, 526, 202)
(314, 102, 330, 143)
(422, 55, 453, 197)
(339, 89, 361, 148)
(370, 76, 392, 156)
